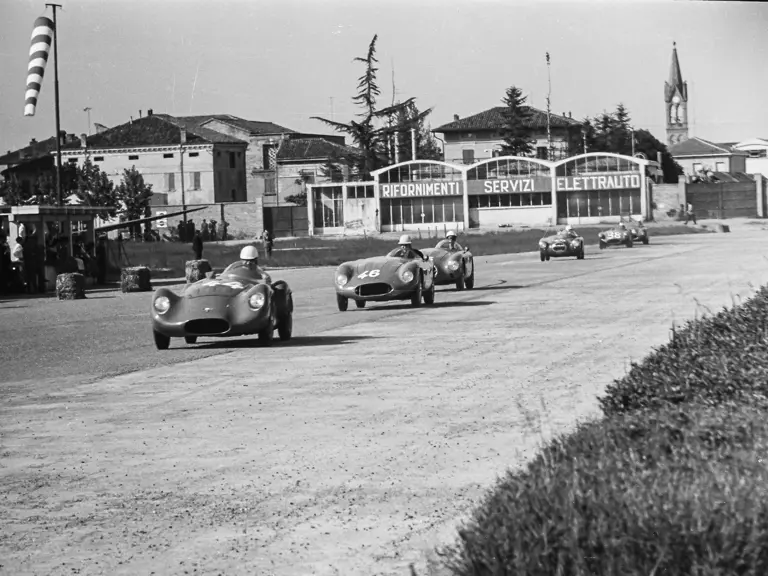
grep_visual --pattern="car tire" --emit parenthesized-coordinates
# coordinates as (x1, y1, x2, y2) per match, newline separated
(455, 267, 465, 291)
(626, 238, 633, 248)
(336, 294, 349, 312)
(540, 250, 546, 262)
(184, 336, 197, 344)
(410, 278, 423, 307)
(599, 240, 606, 250)
(154, 330, 170, 350)
(464, 265, 475, 289)
(423, 279, 435, 305)
(277, 311, 293, 341)
(258, 310, 275, 347)
(355, 299, 366, 309)
(577, 248, 585, 260)
(642, 236, 649, 245)
(545, 253, 551, 261)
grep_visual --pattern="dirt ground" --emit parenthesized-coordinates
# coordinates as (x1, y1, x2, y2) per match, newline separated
(3, 227, 768, 576)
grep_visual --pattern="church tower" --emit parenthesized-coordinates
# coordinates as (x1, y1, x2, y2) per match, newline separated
(664, 42, 689, 146)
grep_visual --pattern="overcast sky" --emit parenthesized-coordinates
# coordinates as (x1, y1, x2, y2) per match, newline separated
(1, 0, 767, 153)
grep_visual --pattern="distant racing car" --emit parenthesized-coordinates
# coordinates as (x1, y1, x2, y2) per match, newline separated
(598, 223, 633, 249)
(622, 217, 649, 245)
(539, 227, 585, 261)
(421, 237, 475, 290)
(150, 260, 294, 349)
(334, 244, 437, 310)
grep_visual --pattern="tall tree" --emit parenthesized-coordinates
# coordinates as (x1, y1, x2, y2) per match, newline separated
(73, 158, 119, 219)
(311, 34, 432, 180)
(115, 166, 153, 238)
(632, 129, 684, 184)
(0, 175, 26, 205)
(389, 101, 442, 162)
(499, 86, 534, 157)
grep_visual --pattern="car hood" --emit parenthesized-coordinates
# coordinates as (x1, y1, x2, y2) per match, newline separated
(339, 256, 413, 278)
(541, 234, 581, 243)
(181, 278, 259, 299)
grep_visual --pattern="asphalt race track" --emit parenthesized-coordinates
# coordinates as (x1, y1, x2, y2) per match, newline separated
(2, 228, 768, 576)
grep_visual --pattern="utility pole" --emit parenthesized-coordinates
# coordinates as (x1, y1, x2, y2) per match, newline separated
(631, 127, 636, 156)
(545, 52, 553, 161)
(46, 3, 63, 207)
(83, 107, 92, 135)
(180, 128, 187, 222)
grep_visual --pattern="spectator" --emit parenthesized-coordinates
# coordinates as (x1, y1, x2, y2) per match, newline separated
(186, 219, 196, 243)
(209, 219, 218, 241)
(261, 229, 273, 258)
(192, 230, 204, 260)
(176, 220, 185, 243)
(221, 219, 229, 241)
(684, 202, 697, 225)
(201, 219, 210, 241)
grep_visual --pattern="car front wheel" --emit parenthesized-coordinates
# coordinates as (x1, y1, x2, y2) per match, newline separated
(410, 278, 423, 307)
(336, 294, 349, 312)
(464, 265, 475, 289)
(642, 236, 649, 245)
(258, 312, 275, 347)
(184, 336, 197, 344)
(423, 279, 435, 305)
(540, 250, 546, 262)
(154, 330, 170, 350)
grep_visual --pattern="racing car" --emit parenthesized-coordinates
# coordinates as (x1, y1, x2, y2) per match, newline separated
(421, 238, 475, 290)
(622, 216, 649, 245)
(539, 226, 585, 261)
(150, 261, 294, 349)
(334, 247, 436, 310)
(598, 223, 633, 249)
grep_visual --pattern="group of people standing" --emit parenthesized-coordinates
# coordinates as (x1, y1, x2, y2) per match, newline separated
(176, 218, 228, 244)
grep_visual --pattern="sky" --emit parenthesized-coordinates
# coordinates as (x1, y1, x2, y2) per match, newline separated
(1, 0, 767, 154)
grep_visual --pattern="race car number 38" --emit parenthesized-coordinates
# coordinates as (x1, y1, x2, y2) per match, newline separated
(357, 269, 380, 279)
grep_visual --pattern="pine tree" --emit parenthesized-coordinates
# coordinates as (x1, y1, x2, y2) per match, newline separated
(74, 158, 119, 219)
(311, 34, 432, 179)
(499, 86, 534, 157)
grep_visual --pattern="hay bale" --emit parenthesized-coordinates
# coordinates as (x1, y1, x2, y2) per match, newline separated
(56, 273, 86, 300)
(121, 266, 152, 293)
(186, 259, 212, 284)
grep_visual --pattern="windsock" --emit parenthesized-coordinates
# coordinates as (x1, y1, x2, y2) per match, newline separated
(24, 8, 56, 117)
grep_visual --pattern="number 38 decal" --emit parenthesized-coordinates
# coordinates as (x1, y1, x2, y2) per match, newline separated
(357, 269, 381, 279)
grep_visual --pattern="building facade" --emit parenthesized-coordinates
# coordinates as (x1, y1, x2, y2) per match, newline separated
(433, 106, 583, 165)
(307, 153, 651, 235)
(731, 138, 768, 176)
(669, 137, 748, 177)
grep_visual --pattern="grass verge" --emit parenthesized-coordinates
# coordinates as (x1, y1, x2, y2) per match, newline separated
(434, 284, 768, 575)
(121, 224, 710, 276)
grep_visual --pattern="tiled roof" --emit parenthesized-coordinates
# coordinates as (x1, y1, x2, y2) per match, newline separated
(0, 133, 78, 166)
(433, 106, 582, 133)
(670, 136, 747, 157)
(154, 114, 248, 144)
(176, 114, 296, 136)
(277, 138, 359, 161)
(60, 114, 246, 150)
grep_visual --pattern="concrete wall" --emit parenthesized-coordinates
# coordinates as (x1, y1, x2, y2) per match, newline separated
(341, 198, 378, 235)
(151, 199, 264, 239)
(652, 182, 686, 219)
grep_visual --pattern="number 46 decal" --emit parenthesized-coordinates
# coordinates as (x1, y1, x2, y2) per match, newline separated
(357, 269, 380, 279)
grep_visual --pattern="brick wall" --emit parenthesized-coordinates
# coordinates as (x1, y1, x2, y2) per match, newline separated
(652, 182, 685, 220)
(151, 199, 264, 239)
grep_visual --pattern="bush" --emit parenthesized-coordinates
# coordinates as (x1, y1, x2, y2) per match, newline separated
(443, 401, 768, 576)
(599, 286, 768, 417)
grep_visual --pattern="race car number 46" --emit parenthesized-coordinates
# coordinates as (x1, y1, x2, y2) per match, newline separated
(203, 280, 244, 290)
(357, 269, 380, 279)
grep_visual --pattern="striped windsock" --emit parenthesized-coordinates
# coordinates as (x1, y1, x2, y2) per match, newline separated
(24, 8, 56, 117)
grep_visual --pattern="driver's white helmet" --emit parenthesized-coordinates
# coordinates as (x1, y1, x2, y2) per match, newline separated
(398, 234, 412, 245)
(564, 224, 573, 231)
(446, 230, 457, 239)
(240, 245, 259, 260)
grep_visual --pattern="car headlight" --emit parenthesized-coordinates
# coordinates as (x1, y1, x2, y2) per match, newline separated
(248, 292, 266, 310)
(336, 273, 348, 287)
(539, 241, 547, 248)
(400, 269, 414, 283)
(631, 229, 637, 234)
(153, 296, 170, 314)
(570, 240, 581, 248)
(447, 260, 460, 271)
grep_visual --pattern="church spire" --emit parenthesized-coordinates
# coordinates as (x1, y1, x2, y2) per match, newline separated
(665, 41, 687, 102)
(664, 41, 689, 147)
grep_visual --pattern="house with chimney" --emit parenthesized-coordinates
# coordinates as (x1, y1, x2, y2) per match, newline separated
(432, 107, 583, 165)
(0, 132, 79, 197)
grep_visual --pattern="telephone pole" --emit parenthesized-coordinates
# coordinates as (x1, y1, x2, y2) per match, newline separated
(545, 52, 553, 161)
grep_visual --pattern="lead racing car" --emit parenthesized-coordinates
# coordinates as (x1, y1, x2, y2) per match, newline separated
(598, 223, 634, 249)
(150, 248, 294, 349)
(621, 216, 649, 245)
(538, 225, 585, 261)
(334, 235, 437, 310)
(421, 232, 475, 290)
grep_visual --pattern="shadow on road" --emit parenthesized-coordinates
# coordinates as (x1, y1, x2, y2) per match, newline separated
(191, 334, 376, 349)
(359, 300, 494, 312)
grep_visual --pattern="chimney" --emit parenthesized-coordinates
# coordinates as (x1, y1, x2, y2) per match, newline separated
(569, 111, 572, 118)
(147, 109, 153, 116)
(30, 138, 37, 145)
(180, 128, 187, 144)
(453, 114, 459, 121)
(139, 109, 142, 118)
(79, 133, 87, 148)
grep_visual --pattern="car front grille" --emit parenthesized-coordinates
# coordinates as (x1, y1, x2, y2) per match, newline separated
(185, 318, 230, 335)
(357, 283, 392, 297)
(552, 243, 567, 252)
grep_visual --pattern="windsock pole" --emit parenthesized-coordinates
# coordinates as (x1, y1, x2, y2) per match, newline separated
(46, 3, 63, 207)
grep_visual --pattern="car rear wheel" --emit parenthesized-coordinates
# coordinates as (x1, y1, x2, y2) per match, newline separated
(277, 311, 293, 341)
(336, 294, 349, 312)
(423, 279, 435, 305)
(642, 236, 649, 245)
(464, 265, 475, 289)
(577, 247, 585, 260)
(184, 336, 197, 344)
(153, 330, 170, 350)
(355, 299, 366, 308)
(258, 312, 275, 347)
(410, 278, 423, 307)
(540, 250, 546, 262)
(626, 238, 633, 248)
(599, 240, 606, 250)
(545, 253, 551, 261)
